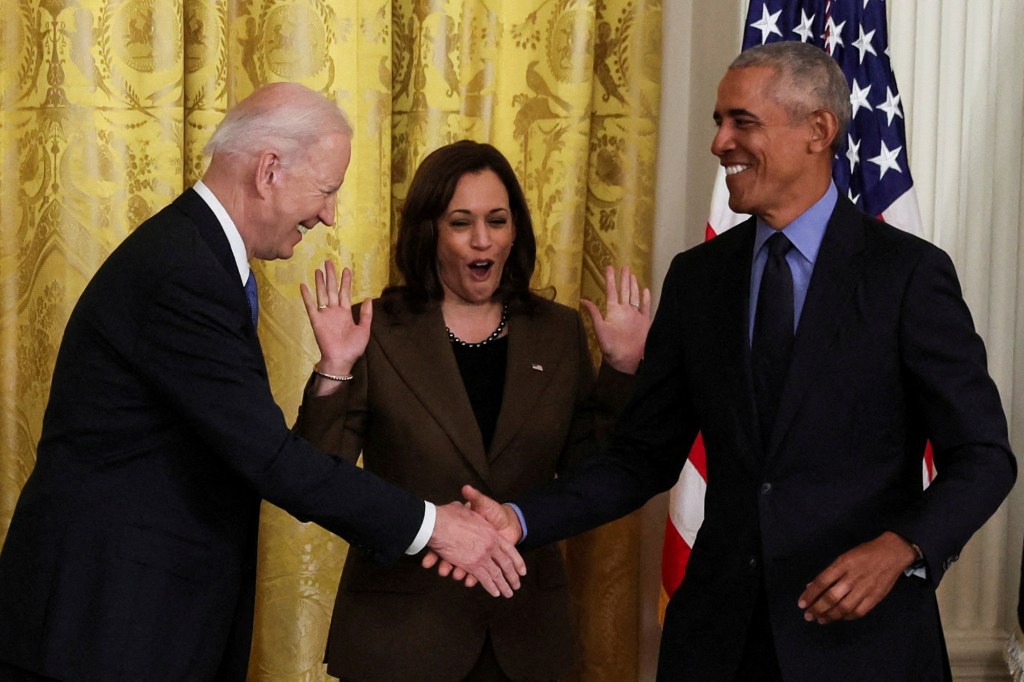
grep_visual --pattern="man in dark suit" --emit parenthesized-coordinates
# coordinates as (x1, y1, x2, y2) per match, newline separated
(450, 41, 1017, 680)
(0, 83, 524, 681)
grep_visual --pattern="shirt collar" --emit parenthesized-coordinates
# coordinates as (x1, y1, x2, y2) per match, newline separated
(753, 182, 838, 264)
(193, 180, 250, 286)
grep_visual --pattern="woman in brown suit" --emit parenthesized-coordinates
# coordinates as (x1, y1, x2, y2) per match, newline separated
(295, 141, 650, 682)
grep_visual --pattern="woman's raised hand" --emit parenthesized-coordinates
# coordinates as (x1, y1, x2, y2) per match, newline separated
(300, 261, 373, 391)
(581, 265, 651, 374)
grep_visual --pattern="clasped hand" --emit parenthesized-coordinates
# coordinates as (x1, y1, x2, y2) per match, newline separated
(422, 486, 524, 592)
(426, 495, 526, 598)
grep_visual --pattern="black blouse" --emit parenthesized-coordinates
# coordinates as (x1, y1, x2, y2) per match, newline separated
(450, 335, 508, 452)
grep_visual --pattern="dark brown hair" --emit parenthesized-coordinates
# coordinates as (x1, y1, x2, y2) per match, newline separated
(389, 140, 537, 311)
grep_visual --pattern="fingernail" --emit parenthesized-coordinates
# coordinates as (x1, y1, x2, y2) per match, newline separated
(804, 612, 814, 622)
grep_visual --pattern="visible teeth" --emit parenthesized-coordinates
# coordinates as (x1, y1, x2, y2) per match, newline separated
(296, 225, 308, 235)
(725, 165, 749, 176)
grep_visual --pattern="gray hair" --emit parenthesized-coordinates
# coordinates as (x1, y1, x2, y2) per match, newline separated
(731, 41, 851, 153)
(204, 83, 353, 165)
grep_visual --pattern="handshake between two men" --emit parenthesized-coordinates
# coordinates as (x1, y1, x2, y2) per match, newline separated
(426, 485, 523, 592)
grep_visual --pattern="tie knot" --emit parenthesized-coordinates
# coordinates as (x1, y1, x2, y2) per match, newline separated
(766, 231, 792, 258)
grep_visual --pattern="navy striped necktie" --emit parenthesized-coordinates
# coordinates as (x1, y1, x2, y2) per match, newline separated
(244, 270, 259, 328)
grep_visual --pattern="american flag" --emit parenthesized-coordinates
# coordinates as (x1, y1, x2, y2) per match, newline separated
(660, 0, 930, 607)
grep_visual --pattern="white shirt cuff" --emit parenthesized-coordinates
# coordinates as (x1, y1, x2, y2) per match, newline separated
(405, 501, 436, 555)
(904, 564, 928, 579)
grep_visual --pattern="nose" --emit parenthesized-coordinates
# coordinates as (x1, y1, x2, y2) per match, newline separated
(711, 123, 732, 158)
(320, 198, 337, 227)
(469, 220, 491, 249)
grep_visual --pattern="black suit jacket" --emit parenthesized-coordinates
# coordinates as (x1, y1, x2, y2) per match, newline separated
(295, 295, 633, 682)
(0, 190, 425, 681)
(517, 198, 1016, 681)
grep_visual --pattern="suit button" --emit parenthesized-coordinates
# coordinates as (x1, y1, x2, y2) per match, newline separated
(749, 556, 758, 569)
(760, 482, 773, 495)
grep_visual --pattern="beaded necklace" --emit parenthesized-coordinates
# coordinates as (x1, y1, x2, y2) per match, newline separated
(446, 303, 509, 348)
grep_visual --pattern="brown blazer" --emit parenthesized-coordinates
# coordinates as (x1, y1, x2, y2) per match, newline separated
(295, 293, 633, 682)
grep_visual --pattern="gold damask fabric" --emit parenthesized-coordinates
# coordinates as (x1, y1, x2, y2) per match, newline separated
(0, 1, 661, 680)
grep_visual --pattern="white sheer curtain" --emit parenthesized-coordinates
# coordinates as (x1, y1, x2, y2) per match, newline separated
(889, 1, 1024, 678)
(647, 1, 1024, 679)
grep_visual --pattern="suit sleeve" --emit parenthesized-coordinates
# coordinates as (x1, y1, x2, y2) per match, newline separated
(889, 245, 1016, 585)
(554, 311, 636, 475)
(134, 264, 423, 563)
(293, 364, 367, 467)
(293, 300, 371, 465)
(517, 256, 700, 548)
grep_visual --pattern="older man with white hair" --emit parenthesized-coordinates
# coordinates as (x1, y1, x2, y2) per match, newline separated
(0, 83, 524, 682)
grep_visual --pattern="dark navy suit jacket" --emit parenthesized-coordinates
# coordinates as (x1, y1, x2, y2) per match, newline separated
(0, 190, 425, 680)
(517, 197, 1016, 681)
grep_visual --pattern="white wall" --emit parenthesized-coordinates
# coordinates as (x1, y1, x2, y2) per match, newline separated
(644, 1, 1024, 679)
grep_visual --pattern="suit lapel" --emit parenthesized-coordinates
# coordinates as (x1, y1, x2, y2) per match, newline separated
(769, 198, 866, 457)
(175, 189, 239, 283)
(374, 304, 491, 479)
(488, 308, 561, 464)
(174, 189, 258, 343)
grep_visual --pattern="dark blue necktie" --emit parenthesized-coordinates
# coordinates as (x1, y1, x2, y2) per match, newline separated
(244, 270, 259, 328)
(752, 232, 794, 450)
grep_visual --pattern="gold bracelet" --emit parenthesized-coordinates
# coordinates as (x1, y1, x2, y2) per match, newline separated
(314, 366, 354, 382)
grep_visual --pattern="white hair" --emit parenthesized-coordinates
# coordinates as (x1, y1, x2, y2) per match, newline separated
(204, 83, 353, 165)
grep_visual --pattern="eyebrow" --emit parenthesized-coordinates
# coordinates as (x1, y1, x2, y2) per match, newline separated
(448, 207, 510, 215)
(714, 107, 760, 122)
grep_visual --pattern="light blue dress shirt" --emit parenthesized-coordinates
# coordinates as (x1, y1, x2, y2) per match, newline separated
(748, 182, 838, 344)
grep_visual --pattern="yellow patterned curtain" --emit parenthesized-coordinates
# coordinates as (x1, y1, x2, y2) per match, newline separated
(0, 1, 660, 680)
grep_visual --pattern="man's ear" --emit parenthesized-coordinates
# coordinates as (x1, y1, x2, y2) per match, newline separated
(254, 150, 281, 199)
(807, 109, 840, 154)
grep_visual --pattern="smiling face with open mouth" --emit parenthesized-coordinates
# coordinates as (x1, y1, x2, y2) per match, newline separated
(711, 65, 824, 228)
(251, 131, 350, 261)
(435, 169, 516, 306)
